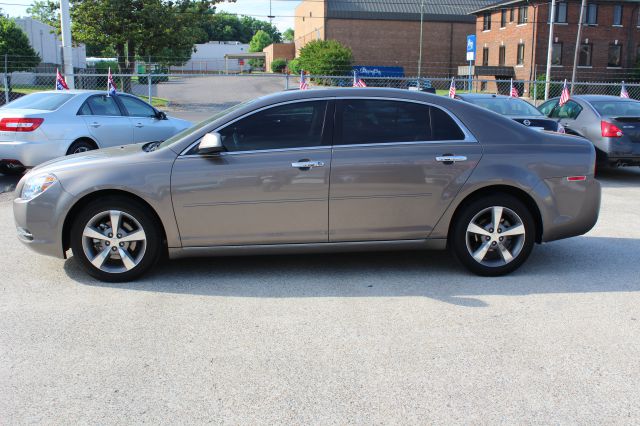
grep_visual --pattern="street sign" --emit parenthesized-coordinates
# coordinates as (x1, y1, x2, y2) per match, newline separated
(466, 35, 476, 61)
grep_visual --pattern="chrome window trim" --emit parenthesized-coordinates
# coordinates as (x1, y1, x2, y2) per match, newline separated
(179, 96, 477, 157)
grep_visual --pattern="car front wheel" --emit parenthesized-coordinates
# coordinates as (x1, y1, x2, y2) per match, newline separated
(450, 194, 535, 276)
(70, 197, 162, 282)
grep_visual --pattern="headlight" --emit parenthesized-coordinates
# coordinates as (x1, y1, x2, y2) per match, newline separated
(20, 174, 57, 200)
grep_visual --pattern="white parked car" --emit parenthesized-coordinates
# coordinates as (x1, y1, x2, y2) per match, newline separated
(0, 90, 191, 174)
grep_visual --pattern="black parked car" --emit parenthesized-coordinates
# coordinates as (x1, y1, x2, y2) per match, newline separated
(457, 94, 565, 133)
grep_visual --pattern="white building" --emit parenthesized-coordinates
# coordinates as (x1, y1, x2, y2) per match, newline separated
(170, 41, 250, 73)
(13, 17, 86, 69)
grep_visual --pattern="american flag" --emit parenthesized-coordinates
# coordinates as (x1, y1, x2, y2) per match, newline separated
(559, 79, 570, 106)
(299, 71, 308, 90)
(353, 70, 366, 87)
(448, 77, 456, 98)
(620, 81, 630, 98)
(107, 67, 117, 95)
(55, 68, 69, 91)
(509, 78, 519, 98)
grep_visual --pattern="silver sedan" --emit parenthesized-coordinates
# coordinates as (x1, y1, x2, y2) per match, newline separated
(13, 88, 601, 281)
(0, 90, 191, 174)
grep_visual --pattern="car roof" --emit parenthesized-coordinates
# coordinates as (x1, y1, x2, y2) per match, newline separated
(545, 94, 639, 103)
(457, 93, 516, 100)
(27, 90, 133, 96)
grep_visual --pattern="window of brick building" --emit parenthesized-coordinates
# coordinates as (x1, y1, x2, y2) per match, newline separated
(613, 5, 623, 25)
(499, 45, 506, 65)
(482, 47, 489, 66)
(579, 43, 592, 66)
(517, 43, 525, 65)
(608, 44, 622, 67)
(583, 3, 598, 25)
(552, 42, 563, 65)
(518, 6, 528, 24)
(501, 9, 507, 27)
(510, 7, 515, 22)
(483, 12, 492, 31)
(552, 2, 567, 23)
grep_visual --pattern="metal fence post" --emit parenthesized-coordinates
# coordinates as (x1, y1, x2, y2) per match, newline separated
(148, 72, 152, 104)
(3, 54, 9, 105)
(285, 73, 289, 90)
(533, 78, 537, 103)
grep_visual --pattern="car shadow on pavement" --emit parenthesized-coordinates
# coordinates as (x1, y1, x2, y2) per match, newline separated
(63, 236, 640, 307)
(597, 167, 640, 187)
(0, 173, 20, 194)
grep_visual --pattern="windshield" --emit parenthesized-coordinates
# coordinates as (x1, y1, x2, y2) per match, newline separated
(1, 92, 75, 111)
(591, 100, 640, 117)
(158, 101, 250, 150)
(465, 97, 543, 116)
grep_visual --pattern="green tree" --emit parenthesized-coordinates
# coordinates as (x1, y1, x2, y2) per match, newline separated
(287, 58, 301, 75)
(0, 16, 40, 94)
(70, 0, 222, 90)
(27, 0, 59, 28)
(248, 29, 272, 69)
(196, 13, 281, 44)
(283, 28, 294, 43)
(297, 39, 352, 76)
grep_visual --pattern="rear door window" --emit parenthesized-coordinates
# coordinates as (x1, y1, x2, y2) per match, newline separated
(84, 95, 123, 116)
(538, 99, 558, 116)
(337, 99, 465, 145)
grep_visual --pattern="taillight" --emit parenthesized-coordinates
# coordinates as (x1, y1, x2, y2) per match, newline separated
(601, 121, 622, 138)
(0, 118, 44, 132)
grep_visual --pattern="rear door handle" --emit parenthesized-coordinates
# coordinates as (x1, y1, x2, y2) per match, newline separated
(436, 155, 467, 164)
(291, 160, 325, 169)
(90, 122, 101, 128)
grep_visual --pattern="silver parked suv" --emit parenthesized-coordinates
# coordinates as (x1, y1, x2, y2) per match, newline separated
(14, 89, 601, 282)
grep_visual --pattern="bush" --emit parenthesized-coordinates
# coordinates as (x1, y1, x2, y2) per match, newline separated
(532, 74, 563, 100)
(271, 58, 287, 73)
(287, 58, 301, 75)
(297, 39, 353, 76)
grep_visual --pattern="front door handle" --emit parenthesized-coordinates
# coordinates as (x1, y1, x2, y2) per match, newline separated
(436, 155, 467, 164)
(291, 160, 325, 170)
(135, 123, 144, 128)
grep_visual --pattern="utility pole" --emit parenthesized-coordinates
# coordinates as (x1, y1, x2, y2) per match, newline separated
(417, 0, 424, 79)
(59, 0, 75, 89)
(544, 0, 557, 100)
(571, 0, 587, 94)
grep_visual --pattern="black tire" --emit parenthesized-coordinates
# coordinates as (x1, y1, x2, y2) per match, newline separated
(450, 194, 536, 277)
(66, 139, 97, 155)
(0, 163, 26, 176)
(70, 196, 163, 282)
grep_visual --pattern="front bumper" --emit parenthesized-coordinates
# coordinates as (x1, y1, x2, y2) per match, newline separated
(0, 140, 67, 168)
(13, 180, 75, 259)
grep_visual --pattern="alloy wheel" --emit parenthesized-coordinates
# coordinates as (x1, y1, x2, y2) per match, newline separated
(81, 210, 147, 273)
(465, 206, 526, 267)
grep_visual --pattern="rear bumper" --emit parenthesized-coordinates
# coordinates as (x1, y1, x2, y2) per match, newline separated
(603, 155, 640, 167)
(0, 140, 68, 168)
(533, 177, 601, 243)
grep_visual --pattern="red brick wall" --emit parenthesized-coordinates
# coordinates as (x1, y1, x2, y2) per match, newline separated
(326, 18, 476, 77)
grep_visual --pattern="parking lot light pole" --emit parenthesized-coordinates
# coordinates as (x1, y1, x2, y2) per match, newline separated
(418, 0, 424, 79)
(571, 0, 587, 94)
(544, 0, 556, 100)
(59, 0, 75, 89)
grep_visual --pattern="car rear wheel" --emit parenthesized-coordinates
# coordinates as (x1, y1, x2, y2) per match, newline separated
(450, 194, 535, 276)
(70, 197, 162, 282)
(67, 139, 96, 155)
(0, 163, 25, 176)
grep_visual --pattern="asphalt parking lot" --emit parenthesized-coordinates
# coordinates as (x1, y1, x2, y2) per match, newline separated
(1, 167, 639, 423)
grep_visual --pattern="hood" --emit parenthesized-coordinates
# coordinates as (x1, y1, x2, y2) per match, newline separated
(29, 143, 148, 176)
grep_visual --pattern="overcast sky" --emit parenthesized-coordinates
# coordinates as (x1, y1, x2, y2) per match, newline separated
(0, 0, 296, 33)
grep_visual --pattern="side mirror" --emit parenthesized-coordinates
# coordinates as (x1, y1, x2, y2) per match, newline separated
(155, 110, 167, 120)
(199, 132, 224, 154)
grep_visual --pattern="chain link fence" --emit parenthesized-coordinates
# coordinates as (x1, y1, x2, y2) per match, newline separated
(3, 71, 640, 111)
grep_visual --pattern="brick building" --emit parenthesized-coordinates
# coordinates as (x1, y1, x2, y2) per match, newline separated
(294, 0, 495, 77)
(472, 0, 640, 95)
